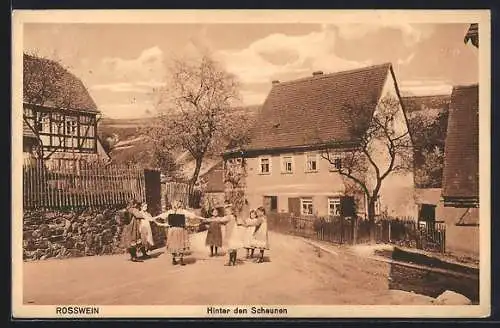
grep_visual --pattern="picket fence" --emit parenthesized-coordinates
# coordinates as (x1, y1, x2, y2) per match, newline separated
(267, 213, 446, 253)
(161, 182, 190, 211)
(23, 158, 146, 209)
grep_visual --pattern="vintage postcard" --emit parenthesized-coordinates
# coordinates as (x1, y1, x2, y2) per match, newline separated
(11, 9, 491, 319)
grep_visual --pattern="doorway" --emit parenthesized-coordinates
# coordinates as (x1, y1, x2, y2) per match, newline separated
(263, 196, 278, 213)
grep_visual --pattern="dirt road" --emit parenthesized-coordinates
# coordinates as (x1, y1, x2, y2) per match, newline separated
(23, 231, 435, 305)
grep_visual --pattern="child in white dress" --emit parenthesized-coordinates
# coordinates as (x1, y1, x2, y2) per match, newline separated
(243, 210, 258, 259)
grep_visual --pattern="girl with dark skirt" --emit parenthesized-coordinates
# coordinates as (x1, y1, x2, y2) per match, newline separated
(205, 207, 223, 257)
(153, 200, 204, 266)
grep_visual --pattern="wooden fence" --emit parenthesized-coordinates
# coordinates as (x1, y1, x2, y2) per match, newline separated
(267, 213, 446, 253)
(23, 158, 146, 209)
(161, 182, 190, 211)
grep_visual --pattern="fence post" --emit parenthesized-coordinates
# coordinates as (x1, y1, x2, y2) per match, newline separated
(144, 169, 161, 216)
(388, 220, 391, 243)
(441, 228, 446, 254)
(352, 216, 358, 245)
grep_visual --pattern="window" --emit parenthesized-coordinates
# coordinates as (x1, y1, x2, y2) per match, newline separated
(328, 197, 341, 216)
(305, 153, 318, 172)
(281, 156, 293, 173)
(301, 198, 314, 215)
(327, 154, 344, 171)
(260, 157, 270, 174)
(24, 107, 33, 117)
(80, 115, 92, 124)
(66, 118, 77, 136)
(334, 158, 342, 170)
(41, 116, 51, 133)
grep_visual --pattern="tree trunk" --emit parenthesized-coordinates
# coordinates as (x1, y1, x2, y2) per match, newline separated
(367, 198, 377, 244)
(188, 157, 203, 208)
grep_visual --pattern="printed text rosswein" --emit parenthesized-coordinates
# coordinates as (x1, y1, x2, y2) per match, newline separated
(56, 306, 100, 315)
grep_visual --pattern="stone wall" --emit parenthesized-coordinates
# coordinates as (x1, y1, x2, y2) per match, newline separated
(23, 208, 167, 261)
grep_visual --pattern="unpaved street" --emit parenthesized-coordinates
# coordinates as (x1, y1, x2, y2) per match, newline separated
(23, 231, 435, 305)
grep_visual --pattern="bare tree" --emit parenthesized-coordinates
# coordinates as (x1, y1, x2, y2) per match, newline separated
(320, 96, 413, 242)
(149, 54, 242, 207)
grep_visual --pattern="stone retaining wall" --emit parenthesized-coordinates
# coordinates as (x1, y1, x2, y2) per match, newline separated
(23, 208, 124, 261)
(23, 208, 168, 261)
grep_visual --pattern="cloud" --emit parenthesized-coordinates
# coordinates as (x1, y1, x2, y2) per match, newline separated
(397, 53, 415, 66)
(335, 23, 435, 46)
(215, 26, 369, 85)
(101, 46, 165, 82)
(399, 80, 453, 96)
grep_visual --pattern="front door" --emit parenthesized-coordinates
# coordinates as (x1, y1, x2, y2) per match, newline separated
(263, 196, 278, 214)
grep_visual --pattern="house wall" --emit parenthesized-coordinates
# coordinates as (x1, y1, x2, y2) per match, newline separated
(436, 203, 479, 258)
(96, 139, 111, 160)
(25, 138, 110, 164)
(243, 70, 417, 218)
(245, 153, 347, 217)
(366, 70, 418, 219)
(201, 192, 226, 212)
(415, 188, 479, 258)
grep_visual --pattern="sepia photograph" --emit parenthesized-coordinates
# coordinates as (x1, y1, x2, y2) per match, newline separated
(11, 10, 490, 318)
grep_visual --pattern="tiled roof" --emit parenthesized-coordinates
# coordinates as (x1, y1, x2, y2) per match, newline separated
(243, 63, 392, 152)
(442, 84, 479, 205)
(23, 54, 98, 112)
(23, 120, 37, 138)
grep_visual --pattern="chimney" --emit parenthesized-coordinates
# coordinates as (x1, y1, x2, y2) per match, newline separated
(312, 70, 323, 76)
(272, 80, 280, 85)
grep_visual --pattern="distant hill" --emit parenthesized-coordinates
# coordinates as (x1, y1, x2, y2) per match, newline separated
(97, 105, 262, 180)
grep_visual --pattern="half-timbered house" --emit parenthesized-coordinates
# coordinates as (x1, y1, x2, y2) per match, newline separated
(22, 54, 110, 167)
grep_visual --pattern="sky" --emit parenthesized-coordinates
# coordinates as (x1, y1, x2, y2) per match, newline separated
(23, 23, 479, 119)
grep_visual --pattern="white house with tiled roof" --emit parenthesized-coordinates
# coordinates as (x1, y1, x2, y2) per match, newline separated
(224, 63, 417, 219)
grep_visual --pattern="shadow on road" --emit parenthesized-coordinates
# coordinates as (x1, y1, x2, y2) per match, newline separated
(238, 256, 272, 264)
(141, 251, 164, 261)
(181, 257, 197, 265)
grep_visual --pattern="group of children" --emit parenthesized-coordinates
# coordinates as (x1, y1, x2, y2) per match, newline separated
(204, 204, 269, 266)
(120, 199, 269, 267)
